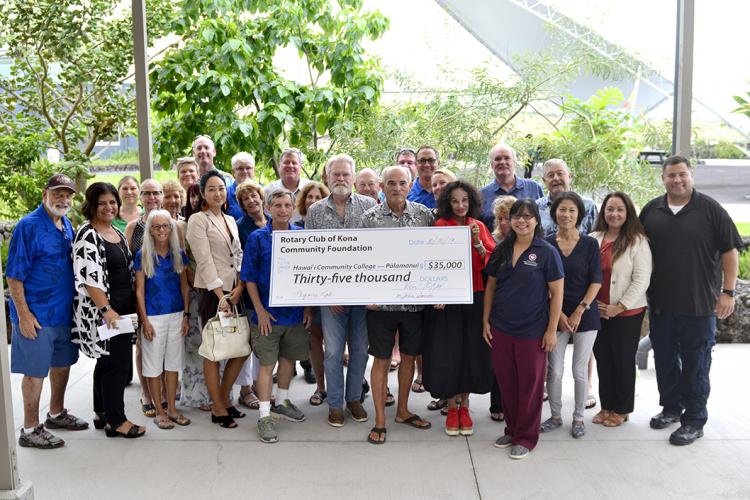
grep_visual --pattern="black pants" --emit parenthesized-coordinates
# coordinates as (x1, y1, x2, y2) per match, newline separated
(490, 377, 503, 413)
(93, 333, 133, 428)
(593, 312, 645, 414)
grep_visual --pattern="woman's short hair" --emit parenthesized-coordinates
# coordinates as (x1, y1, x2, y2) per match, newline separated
(491, 195, 517, 240)
(436, 180, 482, 220)
(235, 180, 265, 214)
(432, 168, 456, 182)
(199, 170, 226, 193)
(550, 191, 585, 227)
(296, 181, 330, 216)
(175, 157, 198, 173)
(266, 189, 294, 208)
(81, 182, 120, 221)
(162, 179, 185, 207)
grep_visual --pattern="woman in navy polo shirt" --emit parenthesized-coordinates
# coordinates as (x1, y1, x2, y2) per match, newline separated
(541, 192, 602, 439)
(482, 199, 564, 460)
(135, 209, 191, 430)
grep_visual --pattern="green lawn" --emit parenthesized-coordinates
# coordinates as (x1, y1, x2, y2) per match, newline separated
(737, 222, 750, 237)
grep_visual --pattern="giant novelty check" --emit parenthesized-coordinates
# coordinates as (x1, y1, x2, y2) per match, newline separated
(269, 226, 473, 306)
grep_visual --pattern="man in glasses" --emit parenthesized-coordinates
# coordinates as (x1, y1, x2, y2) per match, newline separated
(407, 146, 439, 209)
(7, 174, 89, 449)
(480, 143, 543, 231)
(227, 151, 259, 220)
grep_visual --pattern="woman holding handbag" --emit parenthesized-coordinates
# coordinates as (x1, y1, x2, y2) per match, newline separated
(186, 170, 248, 428)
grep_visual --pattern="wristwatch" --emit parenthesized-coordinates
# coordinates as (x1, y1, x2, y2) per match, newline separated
(183, 311, 192, 317)
(721, 288, 735, 297)
(579, 301, 590, 310)
(99, 304, 112, 314)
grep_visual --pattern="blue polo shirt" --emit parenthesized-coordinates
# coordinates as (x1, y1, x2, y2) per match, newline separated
(6, 205, 75, 327)
(407, 177, 436, 208)
(134, 249, 189, 316)
(546, 235, 602, 332)
(480, 176, 544, 230)
(226, 181, 244, 221)
(239, 220, 304, 326)
(489, 237, 564, 339)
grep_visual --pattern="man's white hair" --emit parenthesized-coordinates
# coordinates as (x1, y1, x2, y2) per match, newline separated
(325, 153, 356, 176)
(381, 165, 412, 183)
(192, 135, 215, 151)
(489, 142, 517, 162)
(231, 152, 256, 169)
(542, 158, 569, 174)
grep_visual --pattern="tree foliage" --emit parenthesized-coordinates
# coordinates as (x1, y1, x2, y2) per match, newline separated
(0, 0, 175, 162)
(150, 0, 389, 180)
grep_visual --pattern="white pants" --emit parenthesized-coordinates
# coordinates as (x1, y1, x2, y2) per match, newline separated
(142, 312, 185, 377)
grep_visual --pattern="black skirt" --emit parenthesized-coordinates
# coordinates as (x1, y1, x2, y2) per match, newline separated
(422, 291, 494, 399)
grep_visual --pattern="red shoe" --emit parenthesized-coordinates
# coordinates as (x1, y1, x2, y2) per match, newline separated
(458, 407, 473, 436)
(445, 408, 459, 436)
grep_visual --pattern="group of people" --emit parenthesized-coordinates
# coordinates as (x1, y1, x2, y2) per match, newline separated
(7, 136, 742, 461)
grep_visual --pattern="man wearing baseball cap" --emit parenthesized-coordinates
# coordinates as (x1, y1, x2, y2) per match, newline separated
(6, 174, 89, 449)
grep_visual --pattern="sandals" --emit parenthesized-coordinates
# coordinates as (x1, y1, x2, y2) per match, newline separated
(592, 410, 612, 424)
(389, 360, 400, 372)
(154, 414, 175, 430)
(309, 389, 327, 406)
(490, 412, 505, 422)
(368, 427, 387, 445)
(226, 406, 246, 419)
(410, 377, 425, 393)
(141, 399, 156, 418)
(211, 413, 237, 428)
(167, 413, 191, 426)
(105, 422, 146, 438)
(428, 399, 448, 411)
(385, 388, 395, 407)
(602, 412, 629, 427)
(239, 391, 260, 410)
(395, 414, 432, 430)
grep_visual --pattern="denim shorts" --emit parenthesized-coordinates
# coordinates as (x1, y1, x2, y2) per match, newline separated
(11, 323, 79, 378)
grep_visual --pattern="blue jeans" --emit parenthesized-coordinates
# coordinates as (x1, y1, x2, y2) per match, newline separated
(320, 306, 369, 409)
(649, 311, 716, 429)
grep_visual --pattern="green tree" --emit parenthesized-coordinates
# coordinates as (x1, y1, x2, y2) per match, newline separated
(0, 0, 175, 212)
(150, 0, 389, 180)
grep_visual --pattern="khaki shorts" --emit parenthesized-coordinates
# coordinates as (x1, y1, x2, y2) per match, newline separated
(251, 323, 310, 366)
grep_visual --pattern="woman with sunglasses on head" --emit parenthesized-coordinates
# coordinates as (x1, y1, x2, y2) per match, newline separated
(483, 199, 564, 460)
(590, 192, 651, 427)
(134, 209, 191, 430)
(72, 182, 145, 438)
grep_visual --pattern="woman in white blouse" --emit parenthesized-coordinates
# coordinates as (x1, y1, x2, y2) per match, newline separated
(186, 170, 248, 429)
(590, 192, 652, 427)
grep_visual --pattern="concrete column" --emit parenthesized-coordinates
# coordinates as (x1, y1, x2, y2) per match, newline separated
(132, 0, 154, 181)
(0, 257, 34, 499)
(671, 0, 695, 157)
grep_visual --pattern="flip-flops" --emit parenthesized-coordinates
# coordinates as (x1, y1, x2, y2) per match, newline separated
(395, 414, 431, 430)
(410, 378, 425, 393)
(168, 413, 191, 426)
(428, 399, 448, 411)
(368, 427, 387, 445)
(141, 399, 156, 418)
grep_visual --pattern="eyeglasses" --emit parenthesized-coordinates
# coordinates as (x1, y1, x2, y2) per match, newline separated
(510, 214, 535, 221)
(416, 158, 437, 165)
(141, 190, 163, 197)
(151, 223, 172, 232)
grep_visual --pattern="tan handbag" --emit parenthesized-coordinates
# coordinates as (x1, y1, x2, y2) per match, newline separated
(198, 295, 251, 362)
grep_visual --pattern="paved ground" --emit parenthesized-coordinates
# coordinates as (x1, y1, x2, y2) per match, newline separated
(7, 344, 750, 500)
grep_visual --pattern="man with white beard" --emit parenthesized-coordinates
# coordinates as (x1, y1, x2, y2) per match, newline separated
(7, 174, 89, 449)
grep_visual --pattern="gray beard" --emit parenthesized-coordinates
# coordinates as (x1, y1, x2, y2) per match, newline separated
(45, 201, 70, 218)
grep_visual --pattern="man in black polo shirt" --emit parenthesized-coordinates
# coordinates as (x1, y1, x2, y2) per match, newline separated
(639, 155, 742, 446)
